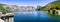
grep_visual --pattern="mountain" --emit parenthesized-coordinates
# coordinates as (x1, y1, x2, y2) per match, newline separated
(0, 4, 6, 11)
(44, 0, 60, 10)
(0, 4, 6, 6)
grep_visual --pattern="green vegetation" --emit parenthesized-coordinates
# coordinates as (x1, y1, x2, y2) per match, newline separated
(0, 4, 9, 14)
(46, 1, 60, 10)
(0, 6, 5, 10)
(38, 0, 60, 11)
(0, 4, 6, 11)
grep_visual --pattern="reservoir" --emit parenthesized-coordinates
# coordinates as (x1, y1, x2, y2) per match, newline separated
(14, 11, 60, 22)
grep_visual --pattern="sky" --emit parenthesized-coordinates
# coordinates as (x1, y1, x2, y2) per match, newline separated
(0, 0, 56, 6)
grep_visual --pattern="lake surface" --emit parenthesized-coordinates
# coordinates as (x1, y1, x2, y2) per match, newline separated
(14, 11, 60, 22)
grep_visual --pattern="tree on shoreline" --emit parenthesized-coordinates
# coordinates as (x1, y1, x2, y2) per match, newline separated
(41, 0, 60, 10)
(0, 4, 6, 11)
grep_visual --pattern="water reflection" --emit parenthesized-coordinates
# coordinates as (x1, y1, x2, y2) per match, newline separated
(14, 11, 37, 16)
(48, 13, 60, 21)
(14, 11, 60, 22)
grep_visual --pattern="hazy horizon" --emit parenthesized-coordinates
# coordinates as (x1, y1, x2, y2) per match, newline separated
(0, 0, 56, 6)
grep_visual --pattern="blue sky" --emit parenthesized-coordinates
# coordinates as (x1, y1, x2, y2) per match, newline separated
(0, 0, 56, 6)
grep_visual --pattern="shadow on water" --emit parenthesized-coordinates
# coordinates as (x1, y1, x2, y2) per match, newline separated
(48, 13, 60, 21)
(14, 11, 60, 22)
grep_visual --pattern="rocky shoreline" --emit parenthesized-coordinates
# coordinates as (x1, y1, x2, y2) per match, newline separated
(0, 12, 14, 22)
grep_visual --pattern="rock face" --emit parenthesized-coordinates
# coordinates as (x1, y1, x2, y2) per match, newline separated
(0, 12, 4, 17)
(0, 19, 4, 22)
(49, 10, 60, 15)
(56, 10, 60, 15)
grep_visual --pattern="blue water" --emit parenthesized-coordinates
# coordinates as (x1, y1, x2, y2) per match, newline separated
(14, 11, 60, 22)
